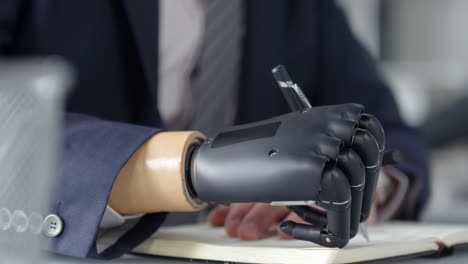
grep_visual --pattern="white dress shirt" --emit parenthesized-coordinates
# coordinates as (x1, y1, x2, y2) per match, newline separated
(158, 0, 205, 129)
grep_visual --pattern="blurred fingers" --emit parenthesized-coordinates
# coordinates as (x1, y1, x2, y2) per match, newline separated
(208, 206, 230, 227)
(237, 204, 289, 240)
(224, 203, 255, 237)
(365, 203, 378, 225)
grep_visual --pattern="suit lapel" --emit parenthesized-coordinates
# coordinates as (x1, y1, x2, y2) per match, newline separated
(120, 0, 159, 96)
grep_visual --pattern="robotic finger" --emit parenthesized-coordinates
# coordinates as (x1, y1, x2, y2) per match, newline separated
(287, 205, 328, 228)
(336, 149, 366, 238)
(350, 128, 381, 222)
(280, 167, 351, 248)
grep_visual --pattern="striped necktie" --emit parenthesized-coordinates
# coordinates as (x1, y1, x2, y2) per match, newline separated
(189, 0, 244, 136)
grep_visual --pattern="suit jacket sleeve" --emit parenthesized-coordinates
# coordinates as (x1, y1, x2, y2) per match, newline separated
(314, 1, 430, 216)
(50, 113, 167, 259)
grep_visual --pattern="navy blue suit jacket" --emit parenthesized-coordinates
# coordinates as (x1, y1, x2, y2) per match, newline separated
(0, 0, 429, 259)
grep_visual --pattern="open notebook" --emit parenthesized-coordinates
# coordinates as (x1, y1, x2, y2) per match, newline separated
(100, 223, 468, 263)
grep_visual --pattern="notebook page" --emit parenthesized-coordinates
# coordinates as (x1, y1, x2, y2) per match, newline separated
(131, 223, 439, 264)
(138, 223, 444, 264)
(99, 223, 468, 263)
(148, 223, 452, 248)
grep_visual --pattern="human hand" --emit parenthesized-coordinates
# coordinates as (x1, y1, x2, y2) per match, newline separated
(208, 203, 326, 240)
(208, 202, 380, 240)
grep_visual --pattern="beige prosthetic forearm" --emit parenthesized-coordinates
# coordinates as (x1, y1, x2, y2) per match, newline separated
(108, 131, 207, 215)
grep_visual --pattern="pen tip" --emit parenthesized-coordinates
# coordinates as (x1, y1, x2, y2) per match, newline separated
(359, 224, 370, 242)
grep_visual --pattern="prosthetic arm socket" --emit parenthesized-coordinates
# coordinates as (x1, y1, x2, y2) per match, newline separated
(108, 131, 207, 215)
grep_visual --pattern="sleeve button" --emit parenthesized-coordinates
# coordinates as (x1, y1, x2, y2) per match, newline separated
(43, 214, 63, 238)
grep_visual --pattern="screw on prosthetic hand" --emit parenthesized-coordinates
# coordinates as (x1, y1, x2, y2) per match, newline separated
(273, 65, 383, 248)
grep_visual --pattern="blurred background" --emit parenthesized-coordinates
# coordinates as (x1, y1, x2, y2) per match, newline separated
(339, 0, 468, 223)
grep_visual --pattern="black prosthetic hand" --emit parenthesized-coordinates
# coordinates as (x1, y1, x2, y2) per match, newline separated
(185, 67, 385, 248)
